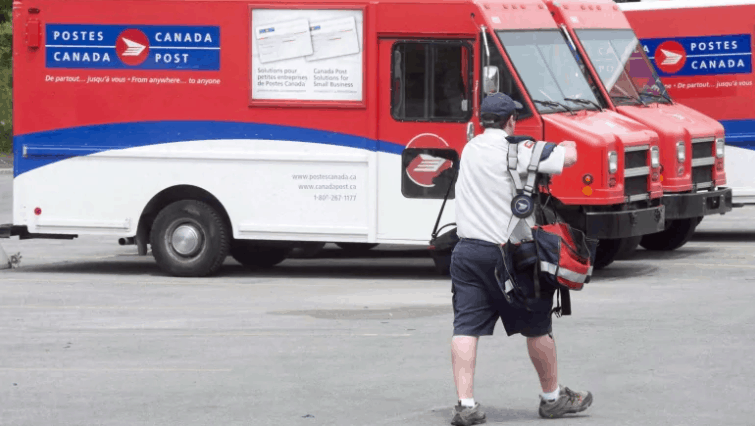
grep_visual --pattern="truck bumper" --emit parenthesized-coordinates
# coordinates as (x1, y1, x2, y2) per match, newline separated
(662, 187, 733, 220)
(584, 205, 665, 239)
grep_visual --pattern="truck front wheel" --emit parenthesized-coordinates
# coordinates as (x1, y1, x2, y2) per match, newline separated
(593, 238, 624, 270)
(615, 235, 642, 260)
(639, 218, 699, 251)
(150, 200, 230, 277)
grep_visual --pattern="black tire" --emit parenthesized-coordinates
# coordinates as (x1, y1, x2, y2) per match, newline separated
(593, 238, 624, 270)
(640, 218, 698, 251)
(615, 235, 642, 260)
(150, 200, 229, 277)
(335, 243, 379, 252)
(230, 241, 291, 269)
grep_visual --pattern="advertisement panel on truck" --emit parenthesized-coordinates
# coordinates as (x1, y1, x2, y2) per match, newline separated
(5, 0, 665, 276)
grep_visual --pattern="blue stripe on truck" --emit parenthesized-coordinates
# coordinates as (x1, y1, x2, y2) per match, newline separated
(13, 121, 405, 177)
(14, 119, 753, 177)
(721, 119, 755, 149)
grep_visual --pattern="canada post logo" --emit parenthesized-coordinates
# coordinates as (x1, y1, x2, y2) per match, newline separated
(642, 34, 752, 77)
(406, 153, 453, 187)
(654, 40, 686, 74)
(45, 24, 220, 70)
(116, 29, 150, 66)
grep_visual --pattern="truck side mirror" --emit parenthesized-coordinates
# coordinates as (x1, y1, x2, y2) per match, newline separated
(483, 66, 499, 94)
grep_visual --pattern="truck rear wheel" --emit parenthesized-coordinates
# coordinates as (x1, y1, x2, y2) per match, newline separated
(640, 218, 699, 251)
(230, 241, 291, 269)
(150, 200, 229, 277)
(593, 238, 624, 270)
(335, 243, 379, 252)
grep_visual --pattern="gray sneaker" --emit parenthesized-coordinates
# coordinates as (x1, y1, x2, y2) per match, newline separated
(538, 386, 593, 419)
(451, 402, 486, 425)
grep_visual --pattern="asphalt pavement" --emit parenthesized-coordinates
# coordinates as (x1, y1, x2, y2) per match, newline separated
(1, 173, 754, 426)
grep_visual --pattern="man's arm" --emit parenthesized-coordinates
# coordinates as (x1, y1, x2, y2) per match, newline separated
(515, 140, 578, 176)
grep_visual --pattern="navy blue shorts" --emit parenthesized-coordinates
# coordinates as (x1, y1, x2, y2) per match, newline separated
(450, 238, 554, 338)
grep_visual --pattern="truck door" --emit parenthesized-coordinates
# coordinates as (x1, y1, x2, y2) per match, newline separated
(376, 38, 475, 241)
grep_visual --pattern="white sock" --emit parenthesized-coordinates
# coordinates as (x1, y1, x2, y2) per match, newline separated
(460, 398, 476, 407)
(541, 386, 560, 401)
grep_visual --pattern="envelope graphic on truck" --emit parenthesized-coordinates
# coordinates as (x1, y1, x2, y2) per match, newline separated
(254, 19, 314, 64)
(253, 16, 361, 64)
(306, 17, 361, 62)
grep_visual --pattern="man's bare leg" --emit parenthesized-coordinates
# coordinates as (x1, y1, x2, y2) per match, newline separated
(451, 336, 478, 399)
(527, 334, 558, 393)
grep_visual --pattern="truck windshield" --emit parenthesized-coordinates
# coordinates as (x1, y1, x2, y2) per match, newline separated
(497, 30, 601, 114)
(575, 29, 672, 105)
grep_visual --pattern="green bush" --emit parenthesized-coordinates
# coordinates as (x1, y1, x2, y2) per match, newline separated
(0, 1, 11, 155)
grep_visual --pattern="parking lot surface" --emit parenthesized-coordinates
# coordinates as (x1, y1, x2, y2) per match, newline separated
(1, 173, 754, 426)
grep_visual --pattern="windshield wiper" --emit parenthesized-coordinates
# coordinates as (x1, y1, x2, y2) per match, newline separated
(532, 99, 574, 114)
(563, 97, 602, 111)
(611, 94, 646, 106)
(639, 91, 673, 103)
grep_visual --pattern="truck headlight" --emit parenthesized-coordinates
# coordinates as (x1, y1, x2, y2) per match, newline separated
(676, 141, 686, 163)
(716, 137, 725, 158)
(608, 151, 618, 174)
(651, 146, 660, 168)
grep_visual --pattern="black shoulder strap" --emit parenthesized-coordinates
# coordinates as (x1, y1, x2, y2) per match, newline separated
(506, 135, 534, 144)
(431, 167, 458, 239)
(551, 287, 572, 318)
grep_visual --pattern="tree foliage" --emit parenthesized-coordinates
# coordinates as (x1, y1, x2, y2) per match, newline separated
(0, 0, 12, 154)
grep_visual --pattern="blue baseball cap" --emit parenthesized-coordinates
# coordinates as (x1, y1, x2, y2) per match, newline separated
(481, 93, 523, 118)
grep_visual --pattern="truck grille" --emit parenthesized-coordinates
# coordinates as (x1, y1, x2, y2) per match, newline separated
(692, 166, 713, 186)
(624, 145, 649, 201)
(625, 175, 648, 198)
(692, 141, 714, 159)
(625, 150, 647, 169)
(691, 136, 715, 189)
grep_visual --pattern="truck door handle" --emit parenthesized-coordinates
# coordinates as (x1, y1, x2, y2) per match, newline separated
(466, 122, 475, 142)
(26, 19, 41, 49)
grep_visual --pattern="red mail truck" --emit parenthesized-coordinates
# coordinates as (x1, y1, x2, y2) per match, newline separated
(621, 0, 755, 207)
(4, 0, 665, 276)
(547, 0, 732, 253)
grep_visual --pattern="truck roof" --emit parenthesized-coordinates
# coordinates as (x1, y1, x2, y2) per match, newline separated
(619, 0, 755, 11)
(30, 0, 560, 31)
(547, 0, 630, 29)
(71, 0, 526, 4)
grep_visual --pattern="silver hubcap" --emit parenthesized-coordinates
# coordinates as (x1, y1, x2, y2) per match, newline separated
(171, 224, 201, 256)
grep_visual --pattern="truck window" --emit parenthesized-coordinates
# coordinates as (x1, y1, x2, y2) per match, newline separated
(481, 32, 532, 120)
(498, 30, 603, 114)
(391, 41, 473, 122)
(575, 29, 671, 106)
